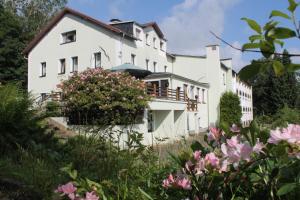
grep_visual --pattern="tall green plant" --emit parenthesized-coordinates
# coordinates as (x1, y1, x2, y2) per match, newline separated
(220, 92, 242, 126)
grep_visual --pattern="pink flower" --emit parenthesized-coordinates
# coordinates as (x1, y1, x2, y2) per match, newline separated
(219, 159, 229, 172)
(253, 139, 265, 154)
(193, 150, 201, 161)
(240, 143, 252, 162)
(230, 124, 241, 133)
(205, 152, 219, 167)
(268, 124, 300, 145)
(55, 182, 77, 200)
(207, 127, 222, 142)
(176, 178, 192, 190)
(226, 136, 240, 148)
(162, 174, 175, 188)
(85, 192, 99, 200)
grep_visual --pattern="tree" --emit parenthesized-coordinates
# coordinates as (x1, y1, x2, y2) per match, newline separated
(220, 92, 242, 126)
(239, 0, 300, 80)
(60, 68, 151, 126)
(248, 50, 299, 115)
(0, 4, 27, 86)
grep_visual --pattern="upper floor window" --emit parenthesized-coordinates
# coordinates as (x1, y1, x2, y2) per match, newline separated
(223, 73, 226, 85)
(131, 54, 136, 65)
(160, 41, 164, 51)
(59, 59, 66, 74)
(61, 31, 76, 44)
(71, 56, 78, 72)
(146, 34, 150, 45)
(164, 66, 167, 72)
(153, 62, 157, 72)
(153, 37, 157, 48)
(135, 28, 141, 40)
(94, 52, 101, 68)
(40, 62, 46, 77)
(146, 59, 149, 70)
(202, 89, 205, 103)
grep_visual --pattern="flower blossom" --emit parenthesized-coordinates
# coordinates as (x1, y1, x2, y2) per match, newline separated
(85, 192, 99, 200)
(55, 182, 77, 200)
(207, 127, 223, 142)
(230, 124, 241, 133)
(268, 124, 300, 145)
(162, 174, 191, 190)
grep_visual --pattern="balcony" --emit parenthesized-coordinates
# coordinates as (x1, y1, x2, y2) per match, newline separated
(146, 85, 198, 111)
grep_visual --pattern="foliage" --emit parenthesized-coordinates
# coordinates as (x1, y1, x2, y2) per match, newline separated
(240, 0, 300, 80)
(220, 92, 242, 126)
(271, 105, 300, 128)
(248, 50, 300, 115)
(45, 101, 62, 117)
(59, 68, 150, 125)
(0, 84, 55, 154)
(0, 4, 27, 86)
(161, 124, 300, 199)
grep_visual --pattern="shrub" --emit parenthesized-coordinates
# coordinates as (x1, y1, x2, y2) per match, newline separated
(59, 68, 150, 126)
(45, 101, 62, 117)
(220, 92, 242, 126)
(271, 105, 300, 128)
(0, 84, 51, 154)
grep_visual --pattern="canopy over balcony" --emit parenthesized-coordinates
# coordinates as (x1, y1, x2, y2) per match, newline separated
(110, 63, 151, 78)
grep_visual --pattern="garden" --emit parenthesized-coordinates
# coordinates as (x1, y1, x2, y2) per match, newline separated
(0, 0, 300, 199)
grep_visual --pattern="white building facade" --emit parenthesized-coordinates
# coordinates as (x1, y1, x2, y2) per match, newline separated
(25, 8, 253, 144)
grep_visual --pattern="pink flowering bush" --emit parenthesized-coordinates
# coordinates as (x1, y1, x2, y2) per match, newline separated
(58, 68, 150, 125)
(162, 123, 300, 199)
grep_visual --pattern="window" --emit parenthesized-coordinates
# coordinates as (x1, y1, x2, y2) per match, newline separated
(41, 93, 47, 101)
(202, 89, 205, 103)
(71, 57, 78, 72)
(147, 110, 154, 132)
(223, 73, 226, 85)
(146, 34, 150, 45)
(40, 62, 46, 77)
(183, 84, 188, 99)
(61, 31, 76, 44)
(190, 86, 194, 99)
(94, 52, 101, 68)
(131, 54, 136, 65)
(146, 59, 149, 70)
(153, 37, 157, 48)
(59, 59, 66, 74)
(153, 62, 157, 72)
(196, 88, 200, 101)
(164, 66, 167, 72)
(136, 28, 141, 40)
(160, 41, 164, 51)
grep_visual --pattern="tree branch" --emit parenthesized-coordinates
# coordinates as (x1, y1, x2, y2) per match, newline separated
(210, 31, 300, 57)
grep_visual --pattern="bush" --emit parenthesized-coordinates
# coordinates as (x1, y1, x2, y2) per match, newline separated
(0, 84, 52, 154)
(59, 68, 150, 125)
(271, 105, 300, 128)
(220, 92, 242, 126)
(45, 101, 61, 117)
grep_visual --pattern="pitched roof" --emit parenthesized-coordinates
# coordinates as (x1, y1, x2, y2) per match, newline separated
(23, 7, 135, 55)
(141, 22, 165, 40)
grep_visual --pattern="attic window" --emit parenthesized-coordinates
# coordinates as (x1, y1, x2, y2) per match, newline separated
(61, 31, 76, 44)
(136, 28, 141, 40)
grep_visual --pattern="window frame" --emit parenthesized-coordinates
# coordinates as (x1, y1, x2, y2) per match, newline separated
(131, 54, 136, 65)
(40, 62, 46, 77)
(61, 30, 76, 44)
(94, 52, 101, 68)
(146, 59, 149, 70)
(71, 56, 78, 73)
(153, 61, 157, 72)
(58, 58, 66, 75)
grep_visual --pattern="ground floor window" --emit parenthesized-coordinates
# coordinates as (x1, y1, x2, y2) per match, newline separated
(147, 110, 154, 132)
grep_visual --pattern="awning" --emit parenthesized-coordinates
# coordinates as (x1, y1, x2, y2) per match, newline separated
(110, 63, 152, 78)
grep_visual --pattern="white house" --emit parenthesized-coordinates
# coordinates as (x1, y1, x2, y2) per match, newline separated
(24, 7, 253, 144)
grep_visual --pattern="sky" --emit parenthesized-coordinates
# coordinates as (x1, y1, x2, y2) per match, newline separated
(67, 0, 300, 71)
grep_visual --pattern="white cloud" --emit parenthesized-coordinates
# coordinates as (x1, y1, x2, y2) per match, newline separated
(221, 41, 248, 72)
(288, 48, 300, 64)
(160, 0, 241, 55)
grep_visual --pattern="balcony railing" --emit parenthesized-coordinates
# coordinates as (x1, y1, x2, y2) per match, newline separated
(146, 85, 198, 111)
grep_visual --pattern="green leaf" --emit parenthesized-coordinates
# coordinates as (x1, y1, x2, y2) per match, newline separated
(241, 17, 262, 34)
(269, 10, 291, 19)
(138, 187, 154, 200)
(273, 60, 285, 75)
(263, 21, 279, 31)
(242, 43, 260, 50)
(273, 27, 297, 39)
(249, 35, 262, 42)
(260, 41, 275, 58)
(288, 0, 298, 12)
(274, 39, 285, 47)
(238, 62, 262, 81)
(287, 63, 300, 72)
(277, 183, 297, 196)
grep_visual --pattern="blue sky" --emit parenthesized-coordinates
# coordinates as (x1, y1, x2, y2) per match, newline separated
(68, 0, 300, 71)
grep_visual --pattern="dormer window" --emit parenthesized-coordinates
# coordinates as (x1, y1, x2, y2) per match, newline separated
(160, 41, 164, 51)
(146, 34, 150, 45)
(153, 37, 157, 48)
(61, 31, 76, 44)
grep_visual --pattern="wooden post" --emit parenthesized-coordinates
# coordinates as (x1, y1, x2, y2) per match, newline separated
(153, 84, 157, 97)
